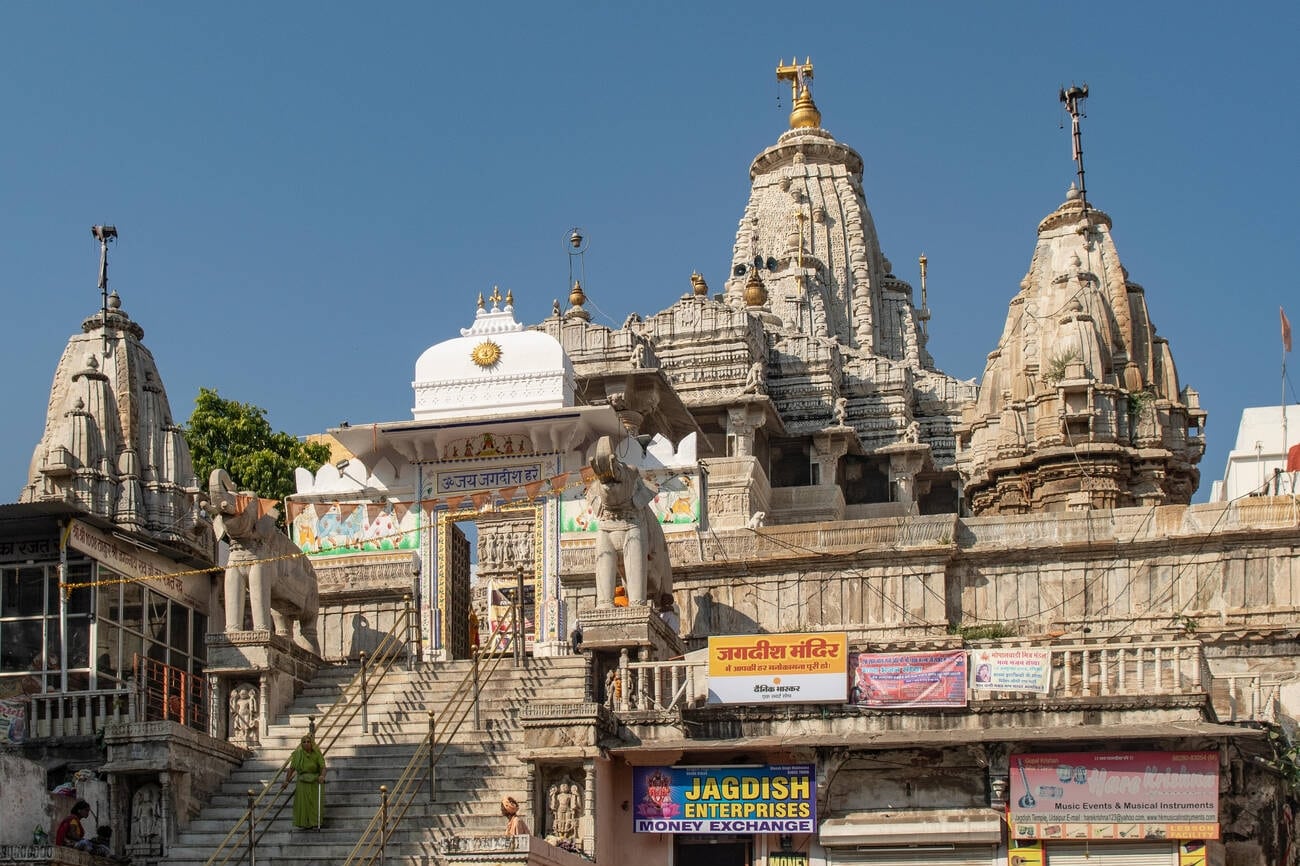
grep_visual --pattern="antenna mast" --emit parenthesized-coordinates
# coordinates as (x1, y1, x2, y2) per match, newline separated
(91, 224, 118, 355)
(1059, 84, 1090, 212)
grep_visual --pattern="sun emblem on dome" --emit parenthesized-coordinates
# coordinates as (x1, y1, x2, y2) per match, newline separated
(470, 339, 503, 368)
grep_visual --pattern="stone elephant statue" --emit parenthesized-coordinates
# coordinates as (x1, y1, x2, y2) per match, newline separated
(207, 470, 321, 655)
(587, 436, 672, 607)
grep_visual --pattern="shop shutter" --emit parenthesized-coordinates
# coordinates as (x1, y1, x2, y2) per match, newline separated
(1047, 842, 1177, 866)
(825, 846, 997, 866)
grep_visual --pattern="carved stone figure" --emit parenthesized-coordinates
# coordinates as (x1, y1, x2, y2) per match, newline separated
(548, 778, 581, 840)
(745, 511, 766, 529)
(833, 396, 848, 426)
(629, 344, 646, 368)
(742, 361, 765, 394)
(131, 783, 161, 845)
(208, 469, 321, 655)
(228, 683, 259, 747)
(587, 436, 672, 607)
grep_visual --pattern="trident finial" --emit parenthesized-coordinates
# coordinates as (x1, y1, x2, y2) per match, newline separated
(1059, 84, 1090, 211)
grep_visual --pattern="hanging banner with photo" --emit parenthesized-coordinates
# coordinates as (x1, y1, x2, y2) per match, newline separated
(0, 699, 26, 745)
(1009, 751, 1219, 841)
(632, 764, 815, 834)
(969, 648, 1052, 693)
(850, 650, 968, 708)
(707, 633, 847, 704)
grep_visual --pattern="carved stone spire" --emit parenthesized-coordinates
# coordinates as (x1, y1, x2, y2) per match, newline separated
(957, 190, 1206, 514)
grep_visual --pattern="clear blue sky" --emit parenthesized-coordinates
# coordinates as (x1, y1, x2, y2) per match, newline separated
(2, 3, 1296, 502)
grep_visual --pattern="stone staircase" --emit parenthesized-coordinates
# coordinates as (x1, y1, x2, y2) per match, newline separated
(168, 655, 589, 866)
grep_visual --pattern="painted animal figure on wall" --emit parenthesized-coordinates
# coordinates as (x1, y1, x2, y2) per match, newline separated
(588, 436, 672, 607)
(207, 469, 321, 655)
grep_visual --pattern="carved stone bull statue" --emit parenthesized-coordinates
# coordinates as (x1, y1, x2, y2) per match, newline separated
(207, 469, 321, 655)
(588, 436, 672, 607)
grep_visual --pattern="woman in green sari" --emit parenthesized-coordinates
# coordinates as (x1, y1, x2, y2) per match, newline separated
(281, 735, 326, 829)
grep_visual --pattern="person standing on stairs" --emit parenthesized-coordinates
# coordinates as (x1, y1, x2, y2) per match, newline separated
(501, 796, 530, 836)
(282, 734, 326, 829)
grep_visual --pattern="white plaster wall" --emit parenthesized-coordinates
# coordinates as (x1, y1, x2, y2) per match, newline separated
(0, 754, 50, 844)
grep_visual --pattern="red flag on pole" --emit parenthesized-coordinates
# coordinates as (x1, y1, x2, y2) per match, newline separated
(1283, 307, 1293, 353)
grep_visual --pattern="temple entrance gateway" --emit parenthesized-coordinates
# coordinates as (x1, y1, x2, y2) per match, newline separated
(436, 504, 541, 659)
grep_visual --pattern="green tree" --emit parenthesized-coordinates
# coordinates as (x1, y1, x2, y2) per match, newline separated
(184, 388, 331, 505)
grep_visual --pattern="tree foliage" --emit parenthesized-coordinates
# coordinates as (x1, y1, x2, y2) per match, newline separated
(184, 388, 331, 504)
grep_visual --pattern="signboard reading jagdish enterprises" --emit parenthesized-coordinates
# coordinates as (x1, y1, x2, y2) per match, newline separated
(1009, 751, 1219, 840)
(707, 633, 847, 704)
(632, 765, 815, 834)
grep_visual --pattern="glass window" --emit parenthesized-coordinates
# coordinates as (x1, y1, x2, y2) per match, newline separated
(65, 561, 92, 614)
(96, 622, 122, 681)
(145, 592, 169, 646)
(120, 579, 143, 633)
(1, 568, 17, 615)
(1, 621, 43, 672)
(97, 581, 119, 622)
(16, 567, 44, 617)
(169, 604, 189, 660)
(193, 613, 208, 662)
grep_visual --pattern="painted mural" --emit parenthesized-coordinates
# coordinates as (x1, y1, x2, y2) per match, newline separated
(291, 501, 421, 557)
(560, 469, 701, 533)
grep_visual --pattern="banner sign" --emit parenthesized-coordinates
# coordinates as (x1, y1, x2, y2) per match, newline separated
(770, 854, 808, 866)
(970, 648, 1052, 693)
(68, 520, 209, 611)
(632, 765, 815, 834)
(707, 633, 847, 704)
(851, 650, 968, 708)
(0, 699, 26, 745)
(1009, 751, 1219, 840)
(432, 464, 543, 496)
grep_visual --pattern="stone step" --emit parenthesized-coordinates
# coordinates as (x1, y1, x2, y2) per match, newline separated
(172, 655, 587, 865)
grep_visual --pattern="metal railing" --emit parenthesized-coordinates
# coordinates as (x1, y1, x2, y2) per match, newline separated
(134, 655, 209, 732)
(203, 597, 416, 866)
(342, 605, 523, 866)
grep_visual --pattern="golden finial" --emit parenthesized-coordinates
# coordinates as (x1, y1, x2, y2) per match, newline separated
(690, 271, 709, 297)
(488, 286, 503, 309)
(569, 280, 587, 307)
(790, 85, 821, 129)
(744, 268, 768, 308)
(505, 289, 514, 307)
(477, 292, 485, 310)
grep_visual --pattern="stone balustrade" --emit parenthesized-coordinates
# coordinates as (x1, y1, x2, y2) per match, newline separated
(27, 686, 132, 739)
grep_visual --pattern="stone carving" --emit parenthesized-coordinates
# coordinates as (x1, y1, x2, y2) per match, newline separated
(742, 361, 766, 394)
(228, 682, 259, 747)
(207, 469, 321, 655)
(131, 783, 161, 845)
(588, 436, 672, 607)
(547, 778, 582, 841)
(629, 344, 646, 369)
(745, 511, 766, 529)
(833, 397, 848, 426)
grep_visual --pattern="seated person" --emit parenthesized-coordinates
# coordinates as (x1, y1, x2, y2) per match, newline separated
(75, 825, 112, 856)
(54, 800, 90, 847)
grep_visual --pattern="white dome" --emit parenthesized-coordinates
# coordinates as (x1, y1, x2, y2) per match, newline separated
(412, 298, 574, 420)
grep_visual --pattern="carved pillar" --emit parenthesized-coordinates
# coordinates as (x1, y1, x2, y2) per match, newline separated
(726, 405, 767, 458)
(581, 759, 596, 854)
(209, 677, 224, 740)
(525, 761, 537, 831)
(886, 448, 926, 511)
(258, 674, 270, 737)
(811, 431, 850, 487)
(159, 772, 173, 852)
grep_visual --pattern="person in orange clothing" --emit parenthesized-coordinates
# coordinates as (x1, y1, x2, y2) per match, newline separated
(54, 801, 90, 847)
(612, 585, 629, 607)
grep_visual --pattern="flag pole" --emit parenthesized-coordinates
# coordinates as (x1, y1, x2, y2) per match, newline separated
(1283, 307, 1292, 494)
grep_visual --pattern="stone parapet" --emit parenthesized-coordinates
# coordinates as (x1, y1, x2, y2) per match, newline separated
(577, 605, 683, 658)
(519, 701, 617, 755)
